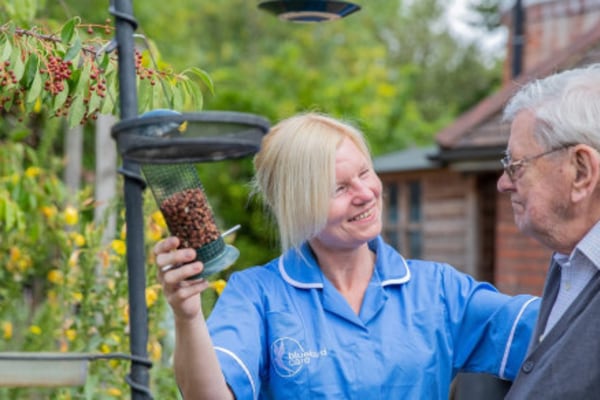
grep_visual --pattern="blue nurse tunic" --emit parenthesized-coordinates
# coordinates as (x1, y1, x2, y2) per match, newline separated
(206, 236, 539, 399)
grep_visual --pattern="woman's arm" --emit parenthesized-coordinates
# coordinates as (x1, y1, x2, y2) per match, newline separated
(155, 236, 235, 400)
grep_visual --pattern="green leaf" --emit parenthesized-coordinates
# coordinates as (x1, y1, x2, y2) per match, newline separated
(68, 68, 82, 95)
(73, 58, 91, 93)
(88, 90, 102, 115)
(0, 193, 20, 232)
(60, 17, 78, 44)
(0, 38, 12, 63)
(172, 80, 184, 111)
(63, 37, 82, 62)
(52, 88, 69, 113)
(100, 91, 115, 115)
(151, 80, 163, 109)
(137, 78, 152, 112)
(25, 71, 42, 104)
(9, 128, 31, 141)
(99, 51, 110, 71)
(183, 79, 203, 110)
(184, 67, 214, 95)
(20, 53, 39, 89)
(11, 47, 25, 81)
(67, 95, 86, 127)
(99, 93, 115, 115)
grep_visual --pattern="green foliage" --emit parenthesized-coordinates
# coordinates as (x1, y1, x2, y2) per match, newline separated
(128, 0, 501, 155)
(0, 15, 211, 130)
(0, 140, 218, 398)
(14, 0, 504, 153)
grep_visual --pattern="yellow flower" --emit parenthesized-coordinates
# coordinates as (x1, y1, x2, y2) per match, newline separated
(100, 343, 110, 354)
(72, 292, 83, 303)
(25, 166, 41, 178)
(47, 269, 64, 284)
(41, 205, 57, 219)
(64, 206, 79, 226)
(145, 285, 161, 307)
(106, 388, 122, 397)
(9, 247, 21, 262)
(33, 97, 42, 113)
(111, 239, 126, 255)
(110, 333, 121, 346)
(148, 339, 162, 361)
(122, 304, 130, 325)
(65, 329, 77, 342)
(17, 257, 32, 272)
(2, 321, 13, 340)
(70, 232, 86, 247)
(151, 211, 167, 229)
(210, 279, 227, 295)
(29, 325, 42, 335)
(147, 222, 163, 242)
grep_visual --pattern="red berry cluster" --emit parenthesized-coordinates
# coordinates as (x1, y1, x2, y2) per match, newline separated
(135, 50, 157, 86)
(85, 20, 113, 36)
(0, 61, 18, 87)
(0, 61, 25, 113)
(88, 61, 107, 99)
(76, 57, 108, 123)
(40, 55, 72, 95)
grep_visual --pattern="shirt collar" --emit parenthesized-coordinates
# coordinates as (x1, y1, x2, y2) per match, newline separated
(278, 235, 411, 289)
(573, 220, 600, 271)
(553, 220, 600, 272)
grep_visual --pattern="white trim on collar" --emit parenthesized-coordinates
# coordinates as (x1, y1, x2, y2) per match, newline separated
(278, 250, 411, 289)
(381, 254, 411, 286)
(278, 256, 323, 289)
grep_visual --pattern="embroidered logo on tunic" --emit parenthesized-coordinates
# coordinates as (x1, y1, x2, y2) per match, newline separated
(271, 337, 328, 378)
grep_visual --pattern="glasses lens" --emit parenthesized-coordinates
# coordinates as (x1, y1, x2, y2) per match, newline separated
(501, 156, 513, 179)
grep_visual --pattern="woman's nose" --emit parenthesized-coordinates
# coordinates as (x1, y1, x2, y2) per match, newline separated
(352, 181, 374, 201)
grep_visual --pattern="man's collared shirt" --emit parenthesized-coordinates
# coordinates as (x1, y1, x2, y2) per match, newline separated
(544, 220, 600, 338)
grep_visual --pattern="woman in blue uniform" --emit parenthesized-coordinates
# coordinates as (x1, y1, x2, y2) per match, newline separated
(154, 112, 539, 399)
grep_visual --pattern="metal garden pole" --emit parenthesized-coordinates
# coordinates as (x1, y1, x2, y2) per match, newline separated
(110, 0, 152, 398)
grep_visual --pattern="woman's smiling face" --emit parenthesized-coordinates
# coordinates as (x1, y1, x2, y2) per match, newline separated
(312, 137, 382, 251)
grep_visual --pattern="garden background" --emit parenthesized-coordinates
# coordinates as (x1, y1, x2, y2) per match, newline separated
(0, 0, 506, 398)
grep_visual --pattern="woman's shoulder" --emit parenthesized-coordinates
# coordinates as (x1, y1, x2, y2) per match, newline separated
(225, 256, 286, 287)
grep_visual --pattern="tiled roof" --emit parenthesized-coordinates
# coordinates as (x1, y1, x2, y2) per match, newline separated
(435, 22, 600, 151)
(373, 146, 439, 173)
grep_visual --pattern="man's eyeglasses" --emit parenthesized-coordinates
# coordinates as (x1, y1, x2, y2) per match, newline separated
(500, 145, 574, 181)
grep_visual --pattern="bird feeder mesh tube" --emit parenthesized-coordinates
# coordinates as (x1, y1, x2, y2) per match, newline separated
(141, 163, 225, 265)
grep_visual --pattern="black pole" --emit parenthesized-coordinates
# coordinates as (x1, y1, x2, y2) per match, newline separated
(111, 0, 152, 398)
(512, 0, 525, 78)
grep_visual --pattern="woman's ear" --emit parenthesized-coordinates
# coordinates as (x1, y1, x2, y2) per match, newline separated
(571, 145, 600, 203)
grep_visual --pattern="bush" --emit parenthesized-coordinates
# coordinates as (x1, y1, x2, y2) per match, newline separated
(0, 141, 225, 399)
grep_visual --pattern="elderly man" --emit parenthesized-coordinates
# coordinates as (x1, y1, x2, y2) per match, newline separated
(498, 64, 600, 398)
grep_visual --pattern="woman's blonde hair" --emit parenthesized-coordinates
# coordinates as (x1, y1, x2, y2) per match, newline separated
(252, 112, 372, 252)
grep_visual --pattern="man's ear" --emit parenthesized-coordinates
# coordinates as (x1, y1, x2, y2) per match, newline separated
(571, 145, 600, 203)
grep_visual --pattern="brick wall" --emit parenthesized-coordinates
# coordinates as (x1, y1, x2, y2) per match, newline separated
(494, 193, 552, 296)
(503, 0, 600, 83)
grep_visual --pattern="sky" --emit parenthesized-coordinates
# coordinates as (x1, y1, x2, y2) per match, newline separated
(446, 0, 510, 54)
